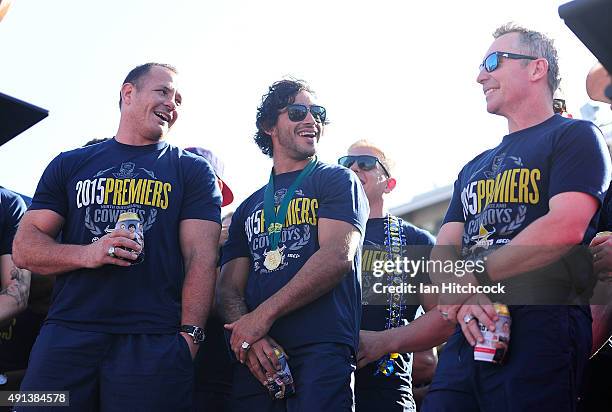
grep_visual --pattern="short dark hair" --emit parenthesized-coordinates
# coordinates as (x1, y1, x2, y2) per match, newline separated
(118, 62, 177, 109)
(254, 79, 327, 157)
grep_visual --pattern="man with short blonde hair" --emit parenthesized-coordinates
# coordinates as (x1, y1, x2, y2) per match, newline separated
(339, 140, 452, 412)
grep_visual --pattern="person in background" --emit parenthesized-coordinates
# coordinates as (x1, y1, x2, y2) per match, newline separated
(0, 186, 29, 324)
(0, 186, 30, 403)
(339, 140, 452, 412)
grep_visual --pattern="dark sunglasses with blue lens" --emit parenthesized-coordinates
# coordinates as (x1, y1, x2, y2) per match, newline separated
(283, 104, 327, 123)
(338, 155, 390, 178)
(480, 51, 538, 73)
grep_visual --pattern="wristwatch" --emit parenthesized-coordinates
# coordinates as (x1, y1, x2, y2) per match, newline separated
(180, 325, 206, 344)
(472, 260, 492, 286)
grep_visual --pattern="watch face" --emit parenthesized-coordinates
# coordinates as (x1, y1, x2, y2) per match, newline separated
(182, 325, 205, 343)
(193, 328, 205, 342)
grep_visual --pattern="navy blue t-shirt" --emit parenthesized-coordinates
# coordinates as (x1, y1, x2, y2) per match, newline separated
(0, 186, 26, 256)
(357, 217, 435, 396)
(29, 138, 222, 334)
(444, 115, 610, 253)
(221, 161, 369, 351)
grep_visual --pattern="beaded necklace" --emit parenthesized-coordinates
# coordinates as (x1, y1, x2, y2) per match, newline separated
(375, 214, 407, 376)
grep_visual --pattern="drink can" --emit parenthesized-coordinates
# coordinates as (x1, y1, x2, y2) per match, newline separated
(114, 212, 144, 264)
(265, 348, 296, 399)
(474, 303, 511, 364)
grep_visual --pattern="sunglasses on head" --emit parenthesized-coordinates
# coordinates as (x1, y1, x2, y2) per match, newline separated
(338, 155, 390, 178)
(480, 51, 538, 73)
(283, 104, 327, 123)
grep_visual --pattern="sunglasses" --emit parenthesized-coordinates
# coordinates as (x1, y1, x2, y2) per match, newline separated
(283, 104, 327, 123)
(480, 51, 537, 73)
(338, 155, 390, 177)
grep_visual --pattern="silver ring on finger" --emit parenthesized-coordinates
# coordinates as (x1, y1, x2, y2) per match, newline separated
(108, 246, 116, 257)
(463, 314, 475, 324)
(440, 310, 449, 318)
(241, 341, 251, 351)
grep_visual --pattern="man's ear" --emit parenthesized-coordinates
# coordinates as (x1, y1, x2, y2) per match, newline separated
(264, 125, 279, 151)
(264, 126, 274, 137)
(121, 83, 134, 107)
(530, 58, 549, 83)
(385, 177, 397, 193)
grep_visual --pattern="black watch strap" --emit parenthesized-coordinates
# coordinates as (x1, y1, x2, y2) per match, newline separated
(180, 325, 206, 344)
(473, 261, 492, 286)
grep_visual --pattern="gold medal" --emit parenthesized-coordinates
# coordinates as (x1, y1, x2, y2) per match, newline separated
(264, 248, 283, 270)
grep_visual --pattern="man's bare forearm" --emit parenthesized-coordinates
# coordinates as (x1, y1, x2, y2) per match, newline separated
(182, 263, 216, 328)
(13, 224, 86, 275)
(216, 256, 251, 324)
(486, 193, 597, 281)
(486, 214, 584, 282)
(432, 211, 587, 286)
(217, 288, 249, 324)
(181, 238, 217, 327)
(180, 220, 221, 329)
(385, 310, 454, 354)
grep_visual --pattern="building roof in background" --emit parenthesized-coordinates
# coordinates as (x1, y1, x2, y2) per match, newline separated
(390, 184, 453, 216)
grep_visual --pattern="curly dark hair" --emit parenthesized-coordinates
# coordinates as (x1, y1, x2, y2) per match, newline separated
(254, 79, 327, 157)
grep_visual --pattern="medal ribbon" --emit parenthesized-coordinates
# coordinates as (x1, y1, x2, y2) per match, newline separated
(263, 159, 317, 251)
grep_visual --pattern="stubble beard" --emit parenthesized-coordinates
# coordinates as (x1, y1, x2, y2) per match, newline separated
(280, 131, 317, 161)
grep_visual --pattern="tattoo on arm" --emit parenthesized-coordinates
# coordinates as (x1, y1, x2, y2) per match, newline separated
(0, 266, 30, 308)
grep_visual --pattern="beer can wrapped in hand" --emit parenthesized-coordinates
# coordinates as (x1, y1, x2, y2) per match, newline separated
(265, 348, 296, 399)
(474, 303, 511, 364)
(114, 212, 144, 264)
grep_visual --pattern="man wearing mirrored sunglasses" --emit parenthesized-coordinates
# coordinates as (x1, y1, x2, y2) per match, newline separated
(422, 23, 611, 412)
(217, 79, 369, 411)
(338, 140, 454, 412)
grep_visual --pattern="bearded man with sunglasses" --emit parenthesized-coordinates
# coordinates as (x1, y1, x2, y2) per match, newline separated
(217, 79, 369, 411)
(420, 23, 611, 412)
(338, 140, 454, 412)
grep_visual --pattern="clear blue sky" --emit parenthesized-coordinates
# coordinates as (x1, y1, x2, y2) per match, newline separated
(1, 0, 609, 210)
